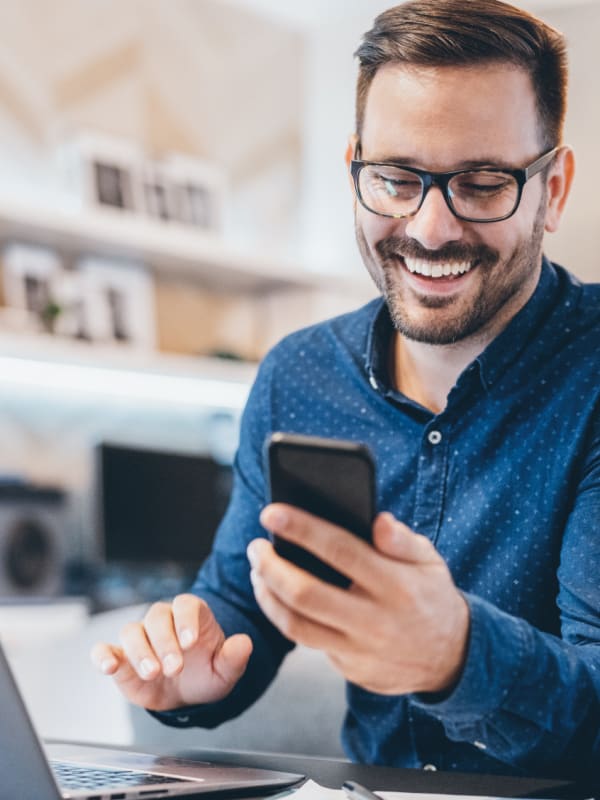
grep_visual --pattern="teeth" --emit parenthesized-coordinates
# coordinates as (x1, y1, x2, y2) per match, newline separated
(404, 258, 472, 278)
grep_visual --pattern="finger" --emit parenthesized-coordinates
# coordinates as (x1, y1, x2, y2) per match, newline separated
(373, 512, 441, 564)
(250, 568, 349, 652)
(247, 537, 369, 634)
(119, 621, 162, 680)
(90, 642, 123, 675)
(90, 641, 150, 690)
(260, 503, 383, 589)
(171, 593, 210, 650)
(142, 602, 186, 677)
(212, 633, 253, 686)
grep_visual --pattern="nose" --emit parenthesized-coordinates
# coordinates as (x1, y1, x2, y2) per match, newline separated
(404, 185, 464, 250)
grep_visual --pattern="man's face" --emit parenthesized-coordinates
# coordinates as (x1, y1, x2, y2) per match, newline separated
(353, 63, 551, 345)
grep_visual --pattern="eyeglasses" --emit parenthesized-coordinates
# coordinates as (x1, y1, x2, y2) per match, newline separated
(350, 146, 558, 223)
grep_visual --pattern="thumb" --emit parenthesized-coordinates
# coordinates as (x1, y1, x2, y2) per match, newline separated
(213, 633, 253, 687)
(373, 512, 438, 564)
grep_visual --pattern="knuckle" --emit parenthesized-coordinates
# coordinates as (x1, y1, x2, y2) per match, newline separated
(172, 593, 200, 612)
(415, 532, 435, 552)
(144, 601, 172, 625)
(276, 607, 297, 640)
(119, 621, 143, 644)
(328, 538, 357, 573)
(287, 577, 311, 607)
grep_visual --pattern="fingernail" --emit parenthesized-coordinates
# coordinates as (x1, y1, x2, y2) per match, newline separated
(140, 658, 157, 678)
(101, 658, 116, 674)
(247, 542, 257, 566)
(162, 653, 181, 675)
(179, 629, 194, 648)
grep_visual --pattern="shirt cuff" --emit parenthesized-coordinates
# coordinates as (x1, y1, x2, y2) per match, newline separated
(147, 694, 242, 729)
(411, 592, 533, 721)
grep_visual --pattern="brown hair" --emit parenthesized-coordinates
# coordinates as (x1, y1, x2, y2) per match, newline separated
(355, 0, 568, 148)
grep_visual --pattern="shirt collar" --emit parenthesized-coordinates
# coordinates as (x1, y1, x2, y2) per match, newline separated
(474, 257, 560, 390)
(364, 257, 561, 395)
(364, 296, 394, 395)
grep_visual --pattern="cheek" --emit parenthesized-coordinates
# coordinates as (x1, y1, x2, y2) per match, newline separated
(358, 209, 403, 247)
(508, 182, 548, 239)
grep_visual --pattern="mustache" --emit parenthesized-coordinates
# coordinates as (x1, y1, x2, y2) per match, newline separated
(376, 236, 499, 268)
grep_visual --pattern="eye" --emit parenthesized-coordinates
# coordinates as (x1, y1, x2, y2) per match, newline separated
(453, 172, 514, 196)
(371, 170, 421, 198)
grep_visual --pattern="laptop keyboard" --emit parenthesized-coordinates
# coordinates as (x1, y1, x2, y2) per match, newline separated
(50, 759, 188, 790)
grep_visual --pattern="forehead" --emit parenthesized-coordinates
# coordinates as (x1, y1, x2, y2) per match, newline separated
(361, 62, 541, 167)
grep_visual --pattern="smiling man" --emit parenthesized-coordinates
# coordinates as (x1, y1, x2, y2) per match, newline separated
(93, 0, 600, 782)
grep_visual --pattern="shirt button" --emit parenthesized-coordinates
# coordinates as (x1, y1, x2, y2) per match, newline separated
(427, 430, 442, 445)
(176, 715, 190, 724)
(473, 740, 487, 750)
(423, 763, 437, 771)
(369, 375, 379, 391)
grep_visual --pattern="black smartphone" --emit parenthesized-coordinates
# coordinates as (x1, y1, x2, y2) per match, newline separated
(263, 432, 376, 588)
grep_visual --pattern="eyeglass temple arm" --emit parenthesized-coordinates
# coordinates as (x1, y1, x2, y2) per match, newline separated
(524, 146, 559, 179)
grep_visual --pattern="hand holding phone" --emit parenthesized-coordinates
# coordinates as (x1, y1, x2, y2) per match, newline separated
(263, 432, 376, 588)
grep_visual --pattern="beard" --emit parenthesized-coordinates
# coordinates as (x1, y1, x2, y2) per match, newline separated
(355, 198, 546, 346)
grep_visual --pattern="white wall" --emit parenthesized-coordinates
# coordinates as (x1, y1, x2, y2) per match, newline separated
(532, 2, 600, 280)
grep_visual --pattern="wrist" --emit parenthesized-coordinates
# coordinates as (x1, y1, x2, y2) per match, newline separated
(430, 592, 470, 694)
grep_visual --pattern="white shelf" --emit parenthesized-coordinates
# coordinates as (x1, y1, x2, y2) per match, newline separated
(0, 330, 257, 411)
(0, 196, 317, 294)
(0, 327, 255, 375)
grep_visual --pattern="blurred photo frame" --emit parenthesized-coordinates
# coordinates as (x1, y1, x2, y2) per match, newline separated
(161, 153, 226, 232)
(141, 163, 173, 222)
(78, 256, 156, 347)
(57, 133, 226, 232)
(1, 243, 63, 332)
(57, 132, 145, 214)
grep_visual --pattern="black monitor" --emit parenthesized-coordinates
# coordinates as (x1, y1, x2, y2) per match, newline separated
(96, 443, 232, 567)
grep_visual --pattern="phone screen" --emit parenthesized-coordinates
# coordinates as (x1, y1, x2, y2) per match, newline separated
(264, 432, 376, 587)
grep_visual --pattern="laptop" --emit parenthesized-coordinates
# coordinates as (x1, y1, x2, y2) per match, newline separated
(0, 641, 304, 799)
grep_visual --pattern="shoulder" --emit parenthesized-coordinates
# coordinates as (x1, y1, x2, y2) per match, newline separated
(546, 265, 600, 395)
(548, 264, 600, 354)
(553, 262, 600, 321)
(243, 295, 383, 417)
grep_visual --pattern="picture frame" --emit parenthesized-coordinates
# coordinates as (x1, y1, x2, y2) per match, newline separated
(1, 243, 64, 332)
(57, 133, 227, 233)
(140, 162, 174, 222)
(77, 256, 156, 347)
(161, 152, 227, 232)
(57, 131, 145, 214)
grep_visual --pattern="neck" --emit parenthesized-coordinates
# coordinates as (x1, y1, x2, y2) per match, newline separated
(390, 259, 541, 414)
(392, 335, 484, 414)
(391, 269, 541, 414)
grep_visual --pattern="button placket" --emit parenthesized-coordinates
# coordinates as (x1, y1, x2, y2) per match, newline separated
(411, 425, 449, 540)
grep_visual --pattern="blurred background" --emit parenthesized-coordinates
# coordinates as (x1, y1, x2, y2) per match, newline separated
(0, 0, 598, 747)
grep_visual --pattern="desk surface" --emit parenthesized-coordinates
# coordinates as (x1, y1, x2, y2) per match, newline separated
(76, 743, 592, 800)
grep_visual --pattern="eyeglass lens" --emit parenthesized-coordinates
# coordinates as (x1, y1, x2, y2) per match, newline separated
(358, 165, 519, 221)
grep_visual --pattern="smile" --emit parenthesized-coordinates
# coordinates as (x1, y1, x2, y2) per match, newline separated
(403, 257, 473, 278)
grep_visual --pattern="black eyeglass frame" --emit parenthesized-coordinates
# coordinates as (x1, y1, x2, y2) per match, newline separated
(350, 145, 559, 223)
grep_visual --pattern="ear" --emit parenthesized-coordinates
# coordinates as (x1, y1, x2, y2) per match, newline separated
(544, 146, 575, 233)
(345, 134, 359, 192)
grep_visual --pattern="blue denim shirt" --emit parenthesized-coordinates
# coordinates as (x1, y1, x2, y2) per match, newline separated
(157, 260, 600, 781)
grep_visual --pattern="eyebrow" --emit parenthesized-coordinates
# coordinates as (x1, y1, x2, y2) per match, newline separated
(361, 154, 517, 171)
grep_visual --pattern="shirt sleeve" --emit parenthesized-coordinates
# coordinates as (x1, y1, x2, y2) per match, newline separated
(411, 409, 600, 781)
(150, 348, 295, 729)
